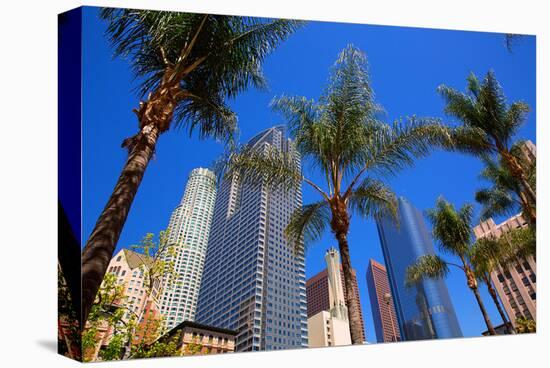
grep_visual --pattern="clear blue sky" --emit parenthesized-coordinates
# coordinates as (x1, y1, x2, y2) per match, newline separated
(81, 7, 536, 343)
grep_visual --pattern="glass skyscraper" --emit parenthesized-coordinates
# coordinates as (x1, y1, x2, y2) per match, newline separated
(195, 126, 308, 352)
(160, 168, 217, 329)
(375, 197, 462, 341)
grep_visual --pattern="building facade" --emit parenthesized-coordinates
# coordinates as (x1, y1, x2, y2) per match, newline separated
(306, 261, 366, 342)
(307, 248, 352, 348)
(376, 197, 462, 341)
(366, 259, 401, 343)
(196, 126, 308, 352)
(160, 168, 217, 329)
(84, 249, 162, 360)
(473, 214, 536, 327)
(158, 321, 237, 355)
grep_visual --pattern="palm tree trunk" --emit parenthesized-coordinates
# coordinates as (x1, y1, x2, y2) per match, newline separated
(471, 286, 496, 335)
(483, 273, 513, 334)
(517, 187, 536, 226)
(336, 232, 364, 344)
(81, 124, 160, 326)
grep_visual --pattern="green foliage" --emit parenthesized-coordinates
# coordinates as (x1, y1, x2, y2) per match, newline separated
(184, 337, 205, 355)
(132, 331, 181, 358)
(100, 8, 304, 141)
(406, 254, 450, 287)
(475, 144, 535, 221)
(129, 230, 179, 299)
(285, 201, 331, 254)
(515, 317, 536, 333)
(426, 197, 473, 257)
(438, 71, 529, 154)
(99, 333, 126, 361)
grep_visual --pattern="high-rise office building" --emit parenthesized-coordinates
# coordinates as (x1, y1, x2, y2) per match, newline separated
(306, 262, 366, 342)
(366, 259, 401, 343)
(473, 214, 536, 327)
(376, 197, 462, 341)
(195, 126, 308, 352)
(160, 168, 217, 329)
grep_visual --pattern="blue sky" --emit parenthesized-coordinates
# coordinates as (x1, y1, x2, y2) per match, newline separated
(81, 7, 536, 343)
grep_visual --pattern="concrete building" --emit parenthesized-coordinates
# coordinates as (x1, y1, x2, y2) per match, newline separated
(306, 258, 366, 342)
(196, 126, 308, 352)
(376, 197, 463, 341)
(157, 321, 237, 355)
(473, 214, 536, 327)
(366, 259, 401, 343)
(160, 168, 217, 329)
(307, 248, 352, 348)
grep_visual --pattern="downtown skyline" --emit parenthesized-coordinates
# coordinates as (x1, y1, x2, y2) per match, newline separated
(80, 6, 536, 342)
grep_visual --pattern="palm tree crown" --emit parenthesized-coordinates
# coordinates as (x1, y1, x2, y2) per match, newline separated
(438, 71, 535, 219)
(225, 45, 452, 343)
(101, 8, 304, 141)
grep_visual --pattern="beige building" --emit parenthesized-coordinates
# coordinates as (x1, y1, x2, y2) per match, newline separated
(473, 214, 536, 327)
(308, 310, 352, 348)
(307, 248, 352, 348)
(86, 249, 163, 360)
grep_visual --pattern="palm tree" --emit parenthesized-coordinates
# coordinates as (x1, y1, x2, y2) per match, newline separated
(470, 237, 514, 334)
(225, 45, 452, 344)
(81, 8, 304, 325)
(405, 197, 497, 335)
(438, 71, 535, 221)
(475, 142, 536, 225)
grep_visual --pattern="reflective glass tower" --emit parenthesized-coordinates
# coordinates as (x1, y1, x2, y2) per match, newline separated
(196, 126, 308, 352)
(160, 168, 217, 329)
(375, 197, 462, 341)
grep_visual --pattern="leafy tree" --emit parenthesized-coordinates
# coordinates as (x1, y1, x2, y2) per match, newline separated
(515, 317, 536, 333)
(224, 45, 452, 344)
(132, 331, 181, 358)
(81, 8, 305, 324)
(184, 337, 205, 355)
(438, 71, 535, 224)
(406, 197, 497, 335)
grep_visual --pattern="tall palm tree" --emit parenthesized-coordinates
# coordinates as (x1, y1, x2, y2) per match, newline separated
(81, 8, 304, 325)
(405, 197, 497, 335)
(438, 71, 535, 220)
(225, 45, 452, 344)
(475, 142, 536, 225)
(470, 237, 514, 334)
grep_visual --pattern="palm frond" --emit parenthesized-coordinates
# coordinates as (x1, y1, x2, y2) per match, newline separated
(348, 177, 398, 222)
(222, 142, 302, 192)
(285, 201, 331, 254)
(405, 254, 449, 288)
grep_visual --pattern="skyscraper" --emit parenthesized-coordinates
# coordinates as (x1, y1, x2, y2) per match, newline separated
(473, 214, 536, 327)
(160, 168, 217, 329)
(306, 262, 366, 342)
(196, 126, 308, 352)
(366, 259, 401, 343)
(376, 197, 462, 341)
